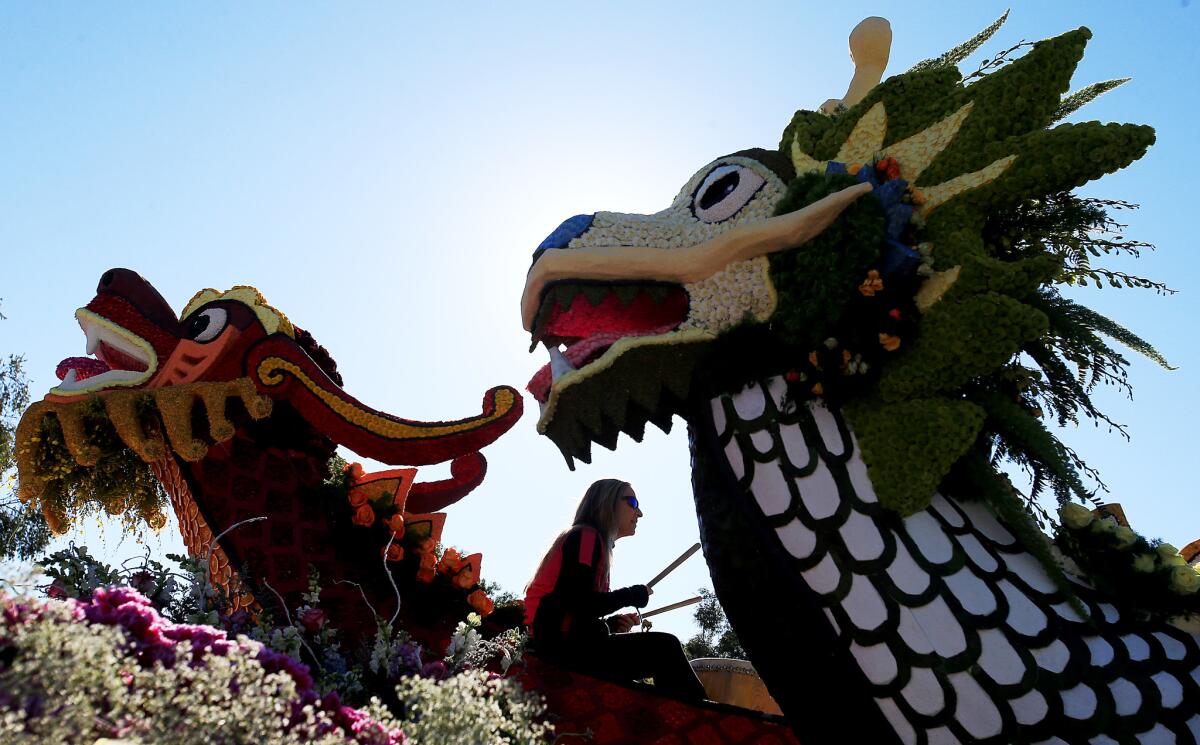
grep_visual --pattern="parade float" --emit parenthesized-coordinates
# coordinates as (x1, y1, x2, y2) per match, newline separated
(4, 12, 1196, 745)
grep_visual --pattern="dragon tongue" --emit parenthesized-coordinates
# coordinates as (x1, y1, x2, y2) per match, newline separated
(526, 324, 678, 403)
(56, 356, 111, 382)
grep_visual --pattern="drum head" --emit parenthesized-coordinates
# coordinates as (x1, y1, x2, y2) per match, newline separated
(690, 657, 783, 716)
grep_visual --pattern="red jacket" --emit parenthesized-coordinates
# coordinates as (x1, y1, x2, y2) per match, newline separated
(524, 525, 647, 642)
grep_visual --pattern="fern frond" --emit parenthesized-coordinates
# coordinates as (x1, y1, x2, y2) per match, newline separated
(908, 10, 1010, 73)
(1052, 78, 1130, 123)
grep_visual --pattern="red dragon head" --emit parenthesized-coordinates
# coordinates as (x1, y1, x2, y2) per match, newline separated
(17, 268, 523, 532)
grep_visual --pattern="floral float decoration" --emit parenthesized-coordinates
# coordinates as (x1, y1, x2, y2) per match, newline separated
(1056, 503, 1200, 614)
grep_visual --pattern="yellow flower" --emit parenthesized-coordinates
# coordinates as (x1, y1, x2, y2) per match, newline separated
(1059, 503, 1093, 530)
(1132, 554, 1157, 573)
(1171, 565, 1200, 595)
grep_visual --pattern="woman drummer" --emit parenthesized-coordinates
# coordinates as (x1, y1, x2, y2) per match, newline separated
(523, 478, 706, 700)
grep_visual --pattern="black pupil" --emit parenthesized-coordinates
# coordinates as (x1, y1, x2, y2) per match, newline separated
(699, 171, 740, 210)
(189, 314, 211, 337)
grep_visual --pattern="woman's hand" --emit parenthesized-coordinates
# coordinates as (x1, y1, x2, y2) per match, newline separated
(607, 613, 640, 633)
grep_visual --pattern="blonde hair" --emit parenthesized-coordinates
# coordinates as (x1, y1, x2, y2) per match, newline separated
(572, 478, 631, 546)
(525, 478, 631, 593)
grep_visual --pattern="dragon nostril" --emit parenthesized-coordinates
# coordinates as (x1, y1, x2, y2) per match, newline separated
(100, 270, 115, 288)
(538, 214, 595, 251)
(530, 214, 595, 270)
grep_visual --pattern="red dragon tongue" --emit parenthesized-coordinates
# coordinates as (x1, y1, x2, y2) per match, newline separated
(56, 357, 110, 382)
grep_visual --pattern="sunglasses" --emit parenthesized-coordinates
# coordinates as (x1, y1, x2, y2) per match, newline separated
(624, 495, 639, 510)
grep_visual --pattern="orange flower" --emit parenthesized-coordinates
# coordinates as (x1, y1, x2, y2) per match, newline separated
(352, 503, 375, 527)
(384, 543, 405, 562)
(858, 270, 884, 297)
(349, 489, 369, 507)
(847, 163, 862, 175)
(454, 569, 477, 590)
(439, 548, 462, 575)
(841, 350, 852, 364)
(386, 513, 405, 538)
(416, 551, 437, 583)
(468, 590, 494, 617)
(879, 333, 901, 352)
(811, 382, 824, 396)
(808, 350, 820, 369)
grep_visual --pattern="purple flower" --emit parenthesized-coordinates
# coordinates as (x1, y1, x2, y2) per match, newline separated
(419, 660, 448, 680)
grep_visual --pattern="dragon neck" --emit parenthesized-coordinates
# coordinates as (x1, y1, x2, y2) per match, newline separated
(162, 403, 393, 635)
(696, 375, 1200, 744)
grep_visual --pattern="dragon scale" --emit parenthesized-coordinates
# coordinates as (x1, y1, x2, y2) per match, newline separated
(696, 377, 1200, 743)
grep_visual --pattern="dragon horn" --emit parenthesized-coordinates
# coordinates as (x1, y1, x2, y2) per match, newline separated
(246, 335, 522, 467)
(820, 17, 892, 114)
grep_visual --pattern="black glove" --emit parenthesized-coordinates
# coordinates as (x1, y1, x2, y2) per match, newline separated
(623, 584, 650, 608)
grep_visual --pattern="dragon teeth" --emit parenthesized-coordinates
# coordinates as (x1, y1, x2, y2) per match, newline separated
(549, 346, 576, 382)
(85, 322, 101, 356)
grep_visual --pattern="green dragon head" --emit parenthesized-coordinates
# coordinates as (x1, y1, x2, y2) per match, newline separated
(521, 20, 1158, 517)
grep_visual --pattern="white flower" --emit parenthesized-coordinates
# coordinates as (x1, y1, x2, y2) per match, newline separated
(1059, 503, 1093, 530)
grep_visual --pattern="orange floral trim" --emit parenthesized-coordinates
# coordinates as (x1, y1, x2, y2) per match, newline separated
(858, 270, 884, 297)
(343, 461, 495, 616)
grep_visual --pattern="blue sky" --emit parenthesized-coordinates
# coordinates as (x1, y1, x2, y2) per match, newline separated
(2, 2, 1197, 641)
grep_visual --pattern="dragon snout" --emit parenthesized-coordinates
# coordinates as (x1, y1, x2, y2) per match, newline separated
(97, 268, 181, 334)
(530, 213, 594, 269)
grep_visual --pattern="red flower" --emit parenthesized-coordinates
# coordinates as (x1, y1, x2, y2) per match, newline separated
(384, 543, 405, 562)
(348, 488, 369, 508)
(875, 156, 901, 181)
(888, 308, 902, 320)
(784, 370, 801, 383)
(298, 607, 327, 633)
(352, 503, 375, 527)
(47, 579, 69, 600)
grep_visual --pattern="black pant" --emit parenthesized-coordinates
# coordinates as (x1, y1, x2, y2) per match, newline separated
(543, 631, 707, 701)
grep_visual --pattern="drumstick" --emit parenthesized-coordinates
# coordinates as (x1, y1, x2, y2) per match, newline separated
(641, 595, 704, 619)
(646, 542, 701, 589)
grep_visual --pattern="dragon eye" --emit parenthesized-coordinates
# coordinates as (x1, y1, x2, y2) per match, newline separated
(692, 164, 765, 223)
(185, 307, 229, 343)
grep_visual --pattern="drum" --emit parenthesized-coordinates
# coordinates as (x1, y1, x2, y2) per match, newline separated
(690, 657, 783, 716)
